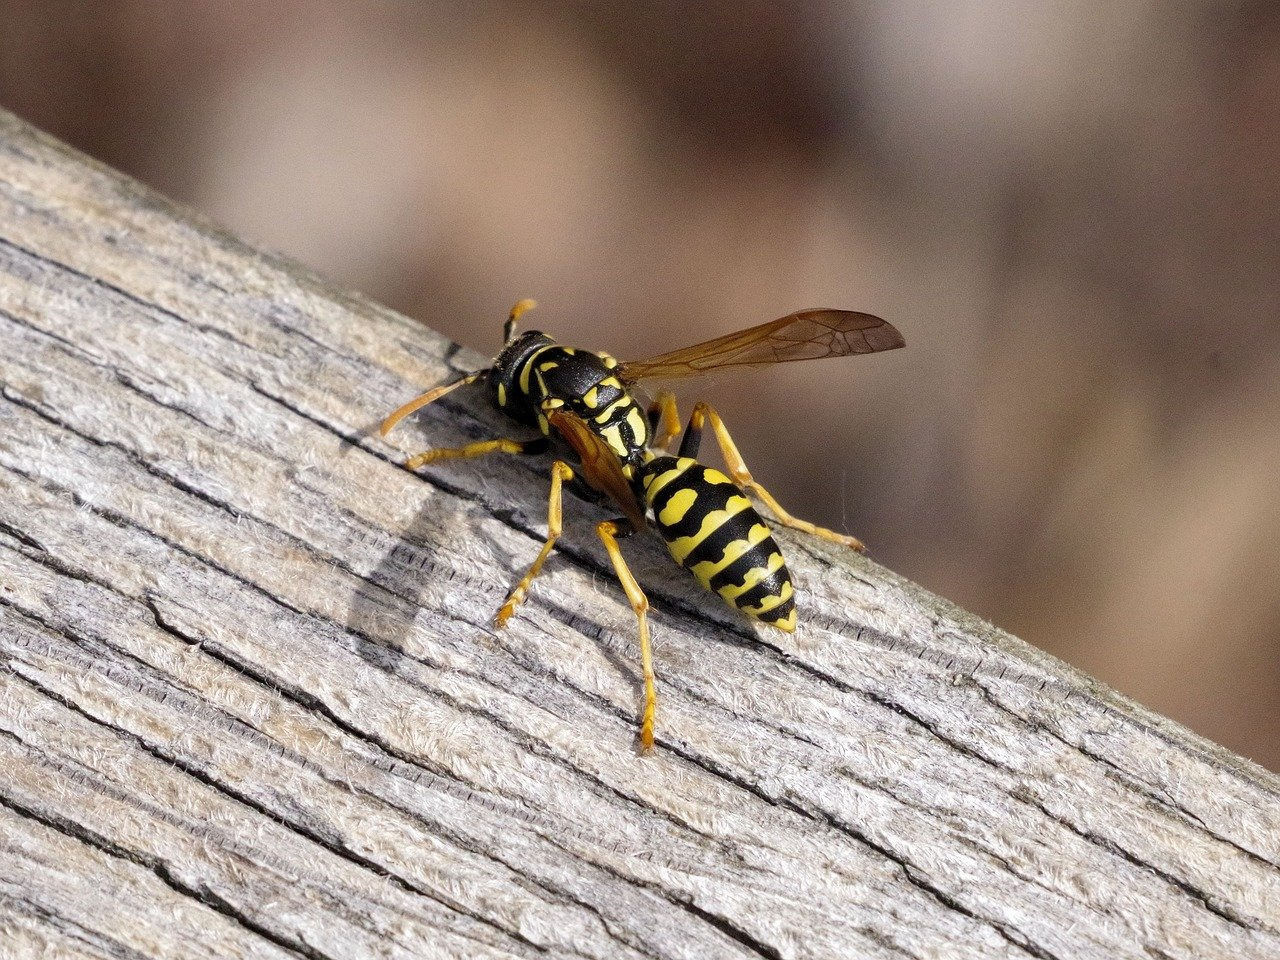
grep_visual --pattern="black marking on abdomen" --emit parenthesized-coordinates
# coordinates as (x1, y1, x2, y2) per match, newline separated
(640, 456, 795, 625)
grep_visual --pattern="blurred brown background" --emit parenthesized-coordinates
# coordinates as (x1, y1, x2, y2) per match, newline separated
(3, 1, 1277, 768)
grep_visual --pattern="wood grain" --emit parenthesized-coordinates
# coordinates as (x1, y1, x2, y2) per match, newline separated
(0, 109, 1277, 960)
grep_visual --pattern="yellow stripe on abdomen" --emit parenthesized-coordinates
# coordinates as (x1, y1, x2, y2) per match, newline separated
(685, 522, 773, 588)
(664, 497, 755, 565)
(640, 454, 797, 631)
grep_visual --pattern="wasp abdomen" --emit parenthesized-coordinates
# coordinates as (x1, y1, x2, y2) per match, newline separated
(639, 456, 796, 631)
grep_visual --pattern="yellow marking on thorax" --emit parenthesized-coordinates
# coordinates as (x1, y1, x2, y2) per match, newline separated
(534, 360, 558, 395)
(599, 353, 619, 369)
(583, 386, 599, 407)
(599, 422, 628, 458)
(520, 346, 554, 395)
(497, 383, 507, 406)
(625, 407, 648, 444)
(595, 396, 629, 424)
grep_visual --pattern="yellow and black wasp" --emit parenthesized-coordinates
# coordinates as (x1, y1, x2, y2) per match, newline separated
(380, 300, 904, 750)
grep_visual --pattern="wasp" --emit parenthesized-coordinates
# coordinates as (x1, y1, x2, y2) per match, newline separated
(380, 299, 904, 750)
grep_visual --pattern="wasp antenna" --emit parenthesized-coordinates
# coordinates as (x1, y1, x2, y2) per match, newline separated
(504, 298, 538, 343)
(379, 371, 482, 437)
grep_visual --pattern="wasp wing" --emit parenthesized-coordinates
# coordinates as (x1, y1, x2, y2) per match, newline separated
(546, 407, 647, 530)
(617, 308, 903, 382)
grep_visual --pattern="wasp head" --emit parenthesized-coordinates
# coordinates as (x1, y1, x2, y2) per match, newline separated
(489, 329, 555, 424)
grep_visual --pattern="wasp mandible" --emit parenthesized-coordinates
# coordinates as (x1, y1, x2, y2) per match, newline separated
(380, 300, 904, 750)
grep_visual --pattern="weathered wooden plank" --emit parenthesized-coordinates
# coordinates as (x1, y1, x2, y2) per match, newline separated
(0, 108, 1277, 959)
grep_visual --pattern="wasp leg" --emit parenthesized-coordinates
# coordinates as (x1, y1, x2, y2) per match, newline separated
(645, 390, 682, 452)
(494, 460, 575, 627)
(405, 436, 548, 470)
(596, 518, 657, 752)
(680, 401, 866, 552)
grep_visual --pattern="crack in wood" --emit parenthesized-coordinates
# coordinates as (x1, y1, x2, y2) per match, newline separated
(0, 787, 325, 960)
(1, 650, 559, 956)
(0, 888, 157, 960)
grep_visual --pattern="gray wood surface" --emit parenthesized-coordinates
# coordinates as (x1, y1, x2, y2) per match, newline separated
(1, 109, 1277, 960)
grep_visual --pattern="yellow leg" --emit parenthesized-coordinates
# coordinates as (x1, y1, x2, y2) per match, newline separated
(685, 401, 866, 552)
(597, 519, 657, 752)
(494, 460, 575, 627)
(646, 390, 682, 452)
(405, 437, 539, 471)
